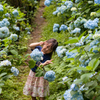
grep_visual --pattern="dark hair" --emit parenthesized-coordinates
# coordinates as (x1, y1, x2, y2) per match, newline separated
(46, 38, 58, 57)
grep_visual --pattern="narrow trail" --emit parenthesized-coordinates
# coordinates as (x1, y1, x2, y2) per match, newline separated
(19, 0, 47, 99)
(15, 0, 47, 100)
(27, 0, 46, 53)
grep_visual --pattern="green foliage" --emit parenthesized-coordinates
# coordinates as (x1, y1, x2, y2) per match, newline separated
(41, 0, 100, 99)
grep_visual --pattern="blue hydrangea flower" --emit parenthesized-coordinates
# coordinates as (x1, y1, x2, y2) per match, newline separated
(0, 27, 9, 38)
(79, 84, 88, 91)
(0, 4, 3, 11)
(0, 60, 11, 67)
(11, 67, 19, 76)
(84, 18, 99, 29)
(74, 17, 87, 27)
(94, 0, 100, 4)
(70, 84, 79, 91)
(27, 31, 31, 34)
(66, 51, 78, 58)
(44, 0, 51, 7)
(44, 70, 55, 82)
(13, 26, 20, 31)
(92, 46, 99, 53)
(0, 18, 10, 27)
(9, 34, 18, 41)
(30, 49, 43, 62)
(64, 1, 73, 9)
(64, 89, 84, 100)
(75, 0, 80, 3)
(70, 28, 81, 34)
(12, 10, 19, 17)
(59, 5, 67, 14)
(5, 13, 10, 17)
(53, 11, 58, 15)
(56, 46, 66, 58)
(53, 23, 59, 32)
(53, 5, 67, 15)
(84, 59, 90, 66)
(59, 24, 67, 31)
(75, 36, 85, 47)
(25, 27, 30, 31)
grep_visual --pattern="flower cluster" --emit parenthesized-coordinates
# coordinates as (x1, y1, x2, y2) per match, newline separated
(89, 39, 99, 53)
(94, 0, 100, 4)
(0, 4, 3, 11)
(11, 67, 19, 76)
(0, 60, 11, 67)
(13, 26, 20, 31)
(53, 5, 67, 15)
(0, 18, 10, 27)
(70, 28, 81, 34)
(84, 18, 99, 29)
(0, 27, 9, 38)
(30, 49, 43, 62)
(66, 51, 78, 58)
(64, 1, 73, 9)
(5, 13, 10, 17)
(88, 1, 93, 4)
(93, 31, 100, 39)
(75, 36, 85, 47)
(71, 7, 77, 11)
(64, 89, 84, 100)
(25, 27, 31, 34)
(56, 46, 66, 58)
(9, 34, 18, 41)
(59, 24, 67, 31)
(64, 79, 84, 100)
(53, 23, 59, 32)
(74, 17, 87, 27)
(44, 70, 55, 82)
(90, 12, 97, 16)
(12, 10, 19, 17)
(75, 0, 80, 3)
(0, 50, 7, 57)
(44, 0, 52, 7)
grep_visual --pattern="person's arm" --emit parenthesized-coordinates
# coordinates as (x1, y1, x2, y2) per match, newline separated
(29, 41, 44, 50)
(39, 59, 53, 67)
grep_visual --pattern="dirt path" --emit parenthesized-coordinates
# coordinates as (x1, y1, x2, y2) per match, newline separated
(19, 1, 47, 99)
(27, 0, 46, 53)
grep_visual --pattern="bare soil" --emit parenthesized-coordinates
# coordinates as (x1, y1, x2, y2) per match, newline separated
(27, 0, 46, 53)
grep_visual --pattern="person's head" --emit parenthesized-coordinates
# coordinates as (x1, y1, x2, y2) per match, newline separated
(41, 38, 58, 55)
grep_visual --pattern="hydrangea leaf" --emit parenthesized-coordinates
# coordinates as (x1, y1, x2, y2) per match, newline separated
(35, 68, 44, 77)
(73, 67, 89, 71)
(88, 58, 100, 71)
(81, 73, 92, 82)
(28, 59, 36, 69)
(92, 58, 100, 71)
(79, 31, 86, 40)
(0, 88, 2, 94)
(0, 73, 7, 77)
(65, 37, 79, 44)
(10, 50, 18, 55)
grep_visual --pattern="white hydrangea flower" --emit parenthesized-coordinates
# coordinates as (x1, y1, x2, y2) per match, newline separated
(93, 34, 100, 39)
(88, 1, 93, 4)
(90, 12, 97, 16)
(0, 60, 11, 67)
(71, 7, 77, 11)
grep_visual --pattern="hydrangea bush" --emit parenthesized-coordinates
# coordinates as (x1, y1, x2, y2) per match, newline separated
(43, 0, 100, 100)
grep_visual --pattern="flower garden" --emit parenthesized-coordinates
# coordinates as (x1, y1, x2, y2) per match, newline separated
(0, 0, 100, 100)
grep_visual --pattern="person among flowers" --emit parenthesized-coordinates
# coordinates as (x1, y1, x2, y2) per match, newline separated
(23, 38, 58, 100)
